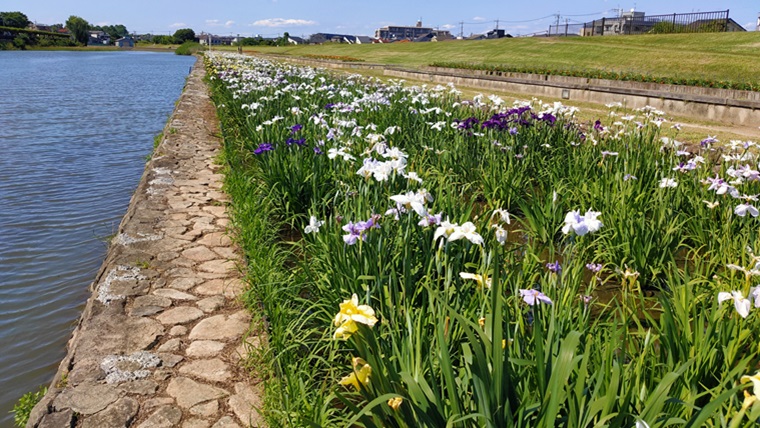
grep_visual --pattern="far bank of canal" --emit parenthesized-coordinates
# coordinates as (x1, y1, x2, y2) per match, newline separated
(0, 50, 194, 425)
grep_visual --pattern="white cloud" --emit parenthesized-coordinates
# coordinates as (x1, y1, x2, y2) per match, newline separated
(251, 18, 317, 27)
(169, 22, 186, 28)
(205, 19, 235, 28)
(440, 24, 455, 30)
(472, 16, 487, 22)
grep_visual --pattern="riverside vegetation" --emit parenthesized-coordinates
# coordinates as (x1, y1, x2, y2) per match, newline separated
(206, 52, 760, 427)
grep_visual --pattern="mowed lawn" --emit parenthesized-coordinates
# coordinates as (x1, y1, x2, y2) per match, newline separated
(243, 32, 760, 86)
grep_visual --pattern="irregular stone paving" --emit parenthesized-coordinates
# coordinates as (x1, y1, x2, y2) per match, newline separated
(28, 59, 266, 428)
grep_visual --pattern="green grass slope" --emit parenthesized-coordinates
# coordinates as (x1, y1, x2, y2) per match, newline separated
(246, 32, 760, 86)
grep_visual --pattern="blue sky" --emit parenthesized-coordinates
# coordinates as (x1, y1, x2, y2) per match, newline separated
(6, 0, 758, 37)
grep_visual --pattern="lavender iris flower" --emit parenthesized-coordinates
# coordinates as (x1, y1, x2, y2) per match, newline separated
(519, 289, 553, 306)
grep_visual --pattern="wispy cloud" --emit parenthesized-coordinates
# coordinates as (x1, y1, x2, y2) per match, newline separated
(206, 19, 235, 28)
(472, 16, 487, 22)
(251, 18, 317, 27)
(169, 22, 186, 28)
(440, 24, 455, 30)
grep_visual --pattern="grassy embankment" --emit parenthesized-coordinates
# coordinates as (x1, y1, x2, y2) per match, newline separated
(242, 32, 760, 85)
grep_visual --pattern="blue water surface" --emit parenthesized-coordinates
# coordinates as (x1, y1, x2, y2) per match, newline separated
(0, 50, 195, 424)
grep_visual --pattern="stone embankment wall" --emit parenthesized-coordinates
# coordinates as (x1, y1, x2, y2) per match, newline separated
(27, 58, 265, 428)
(270, 54, 760, 127)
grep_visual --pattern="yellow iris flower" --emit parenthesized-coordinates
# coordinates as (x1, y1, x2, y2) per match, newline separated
(387, 396, 403, 410)
(741, 372, 760, 409)
(333, 294, 378, 340)
(339, 357, 372, 391)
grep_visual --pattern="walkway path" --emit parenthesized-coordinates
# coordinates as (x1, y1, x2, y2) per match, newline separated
(28, 59, 265, 428)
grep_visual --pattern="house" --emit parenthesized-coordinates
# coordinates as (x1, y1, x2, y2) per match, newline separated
(198, 32, 236, 46)
(354, 36, 374, 44)
(115, 36, 134, 48)
(307, 33, 356, 44)
(288, 36, 306, 45)
(375, 21, 452, 41)
(88, 30, 110, 45)
(486, 29, 511, 39)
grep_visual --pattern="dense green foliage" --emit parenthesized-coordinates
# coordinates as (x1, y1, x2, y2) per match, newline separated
(175, 41, 203, 55)
(172, 28, 195, 44)
(0, 11, 29, 28)
(91, 23, 129, 41)
(150, 35, 175, 45)
(65, 15, 89, 46)
(207, 52, 760, 427)
(0, 25, 74, 50)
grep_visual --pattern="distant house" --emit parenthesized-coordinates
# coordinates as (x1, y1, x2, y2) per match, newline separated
(486, 29, 511, 39)
(115, 36, 134, 48)
(288, 36, 306, 45)
(466, 34, 487, 41)
(198, 32, 236, 46)
(88, 30, 110, 45)
(307, 33, 357, 44)
(375, 20, 452, 41)
(354, 35, 374, 44)
(413, 32, 454, 42)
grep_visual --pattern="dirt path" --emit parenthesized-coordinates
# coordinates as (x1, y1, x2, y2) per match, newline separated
(27, 59, 265, 428)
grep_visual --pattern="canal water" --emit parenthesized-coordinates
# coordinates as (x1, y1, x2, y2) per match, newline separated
(0, 50, 195, 425)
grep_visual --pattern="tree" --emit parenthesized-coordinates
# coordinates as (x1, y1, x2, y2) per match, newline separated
(0, 11, 30, 28)
(66, 15, 89, 45)
(172, 28, 195, 44)
(152, 35, 174, 45)
(278, 31, 290, 46)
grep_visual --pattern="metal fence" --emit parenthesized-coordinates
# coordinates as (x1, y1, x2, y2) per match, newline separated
(548, 9, 732, 37)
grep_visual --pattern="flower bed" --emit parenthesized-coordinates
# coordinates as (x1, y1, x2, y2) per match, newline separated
(206, 52, 760, 427)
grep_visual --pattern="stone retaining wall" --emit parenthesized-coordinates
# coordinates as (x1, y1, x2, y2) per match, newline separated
(27, 57, 265, 428)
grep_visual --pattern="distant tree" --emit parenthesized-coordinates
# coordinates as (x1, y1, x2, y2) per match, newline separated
(278, 31, 290, 46)
(66, 15, 90, 45)
(49, 23, 64, 33)
(172, 28, 195, 44)
(101, 24, 128, 41)
(0, 11, 30, 28)
(152, 35, 175, 44)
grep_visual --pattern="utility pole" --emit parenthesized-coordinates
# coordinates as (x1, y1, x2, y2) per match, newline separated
(495, 19, 499, 30)
(459, 21, 464, 38)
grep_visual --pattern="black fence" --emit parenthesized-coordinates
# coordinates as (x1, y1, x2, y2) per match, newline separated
(548, 9, 733, 37)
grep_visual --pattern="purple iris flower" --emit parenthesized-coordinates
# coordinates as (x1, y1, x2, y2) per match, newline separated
(313, 146, 323, 155)
(546, 261, 562, 274)
(593, 120, 604, 132)
(286, 137, 306, 146)
(586, 263, 603, 273)
(253, 143, 274, 155)
(509, 127, 519, 135)
(540, 114, 556, 126)
(290, 124, 303, 134)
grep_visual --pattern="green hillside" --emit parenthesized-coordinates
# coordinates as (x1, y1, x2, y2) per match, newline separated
(243, 32, 760, 86)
